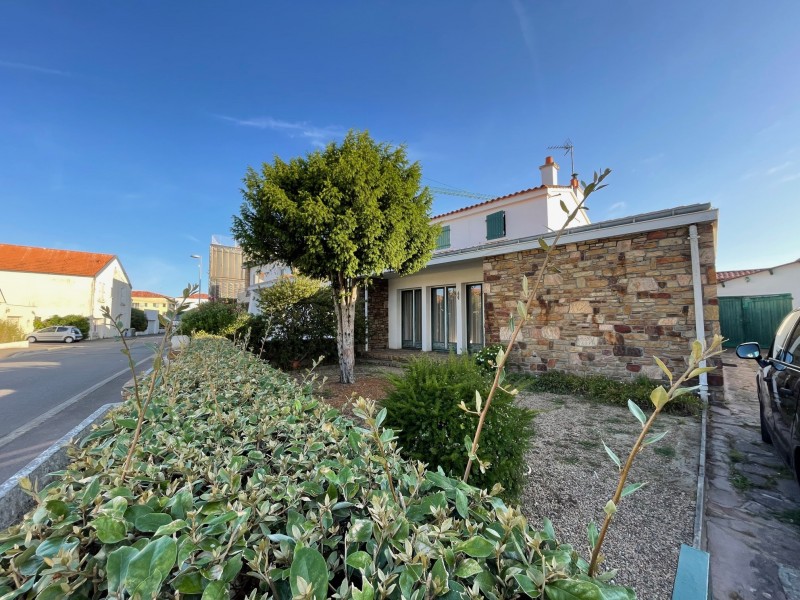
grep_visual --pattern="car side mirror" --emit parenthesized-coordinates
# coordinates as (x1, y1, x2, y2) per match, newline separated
(736, 342, 762, 360)
(736, 342, 769, 368)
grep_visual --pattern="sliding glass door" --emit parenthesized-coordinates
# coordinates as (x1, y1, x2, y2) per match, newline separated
(401, 289, 422, 349)
(466, 283, 484, 352)
(431, 286, 457, 351)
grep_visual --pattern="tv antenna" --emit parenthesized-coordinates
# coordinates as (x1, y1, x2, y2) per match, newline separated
(548, 139, 575, 176)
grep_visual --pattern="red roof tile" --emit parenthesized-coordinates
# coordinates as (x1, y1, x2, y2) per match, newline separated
(716, 269, 763, 282)
(187, 293, 210, 300)
(0, 243, 115, 277)
(132, 290, 172, 299)
(430, 184, 579, 220)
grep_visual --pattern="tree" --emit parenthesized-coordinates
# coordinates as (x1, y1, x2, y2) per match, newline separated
(130, 308, 148, 332)
(233, 130, 438, 383)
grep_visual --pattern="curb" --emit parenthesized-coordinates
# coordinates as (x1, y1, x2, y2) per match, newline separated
(0, 403, 119, 531)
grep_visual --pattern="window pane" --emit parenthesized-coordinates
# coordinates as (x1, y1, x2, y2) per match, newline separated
(447, 286, 457, 346)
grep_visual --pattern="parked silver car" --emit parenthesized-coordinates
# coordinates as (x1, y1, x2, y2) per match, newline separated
(27, 326, 84, 343)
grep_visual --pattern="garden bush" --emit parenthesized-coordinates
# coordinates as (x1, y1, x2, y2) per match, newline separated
(178, 300, 244, 335)
(381, 354, 535, 502)
(0, 338, 634, 599)
(33, 314, 90, 338)
(254, 275, 339, 369)
(129, 307, 148, 332)
(0, 320, 25, 343)
(473, 343, 505, 375)
(516, 369, 699, 415)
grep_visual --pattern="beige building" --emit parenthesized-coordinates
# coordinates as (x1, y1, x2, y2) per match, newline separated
(209, 237, 247, 301)
(132, 290, 175, 315)
(0, 243, 131, 338)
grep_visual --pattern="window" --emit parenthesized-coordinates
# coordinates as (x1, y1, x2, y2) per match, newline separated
(435, 225, 451, 250)
(486, 210, 506, 240)
(431, 286, 457, 351)
(779, 316, 800, 365)
(466, 284, 484, 352)
(401, 289, 422, 349)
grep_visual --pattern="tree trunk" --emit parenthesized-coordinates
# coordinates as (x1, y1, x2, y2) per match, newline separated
(333, 280, 358, 384)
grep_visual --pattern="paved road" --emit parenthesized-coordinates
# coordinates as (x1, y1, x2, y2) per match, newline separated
(0, 339, 155, 483)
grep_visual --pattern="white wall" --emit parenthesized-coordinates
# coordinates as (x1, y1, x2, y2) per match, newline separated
(92, 259, 131, 338)
(387, 261, 484, 352)
(143, 309, 160, 335)
(717, 262, 800, 308)
(432, 186, 588, 253)
(0, 271, 93, 334)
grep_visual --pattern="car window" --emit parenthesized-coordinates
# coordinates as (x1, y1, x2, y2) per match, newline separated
(56, 326, 68, 332)
(41, 327, 56, 332)
(780, 319, 800, 365)
(770, 311, 800, 359)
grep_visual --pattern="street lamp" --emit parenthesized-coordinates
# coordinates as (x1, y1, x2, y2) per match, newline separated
(190, 254, 202, 305)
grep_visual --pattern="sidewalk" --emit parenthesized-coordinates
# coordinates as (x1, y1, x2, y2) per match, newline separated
(706, 350, 800, 599)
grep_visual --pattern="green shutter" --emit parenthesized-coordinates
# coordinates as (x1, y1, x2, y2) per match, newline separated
(435, 225, 451, 250)
(486, 211, 505, 240)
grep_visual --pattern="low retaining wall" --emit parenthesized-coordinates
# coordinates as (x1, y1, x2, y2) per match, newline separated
(0, 341, 28, 350)
(0, 403, 119, 530)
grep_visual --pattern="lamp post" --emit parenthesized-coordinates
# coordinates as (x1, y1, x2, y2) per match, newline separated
(190, 254, 202, 306)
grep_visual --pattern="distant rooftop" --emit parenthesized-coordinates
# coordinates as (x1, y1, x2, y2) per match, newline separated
(0, 243, 115, 277)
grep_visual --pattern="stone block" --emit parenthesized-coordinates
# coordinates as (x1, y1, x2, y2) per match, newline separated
(569, 300, 592, 313)
(627, 277, 659, 292)
(576, 335, 599, 346)
(541, 326, 561, 340)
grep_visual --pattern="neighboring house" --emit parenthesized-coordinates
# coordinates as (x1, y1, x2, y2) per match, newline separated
(365, 157, 722, 396)
(141, 309, 161, 335)
(0, 243, 132, 338)
(181, 293, 211, 311)
(717, 259, 800, 308)
(715, 259, 800, 347)
(241, 263, 293, 315)
(132, 290, 175, 316)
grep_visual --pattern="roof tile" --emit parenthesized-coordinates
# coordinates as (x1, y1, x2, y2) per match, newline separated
(0, 244, 115, 277)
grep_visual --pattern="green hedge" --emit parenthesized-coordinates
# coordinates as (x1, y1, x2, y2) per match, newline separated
(0, 339, 634, 599)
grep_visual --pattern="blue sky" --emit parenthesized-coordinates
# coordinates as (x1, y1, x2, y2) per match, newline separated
(2, 1, 799, 297)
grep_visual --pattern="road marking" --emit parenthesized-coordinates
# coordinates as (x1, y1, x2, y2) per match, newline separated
(0, 355, 152, 450)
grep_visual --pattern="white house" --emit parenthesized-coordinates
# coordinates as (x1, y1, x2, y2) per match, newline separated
(717, 259, 800, 308)
(0, 243, 132, 338)
(241, 263, 293, 315)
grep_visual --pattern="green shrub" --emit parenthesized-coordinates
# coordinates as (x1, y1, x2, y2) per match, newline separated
(0, 320, 25, 343)
(517, 370, 698, 414)
(0, 338, 634, 599)
(129, 307, 148, 332)
(473, 343, 505, 375)
(33, 314, 90, 338)
(178, 300, 243, 335)
(381, 354, 535, 501)
(254, 275, 338, 368)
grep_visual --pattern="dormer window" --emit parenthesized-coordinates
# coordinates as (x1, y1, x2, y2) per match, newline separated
(486, 210, 506, 240)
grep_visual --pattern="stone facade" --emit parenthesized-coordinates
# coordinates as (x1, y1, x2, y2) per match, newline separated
(483, 222, 722, 396)
(365, 279, 389, 350)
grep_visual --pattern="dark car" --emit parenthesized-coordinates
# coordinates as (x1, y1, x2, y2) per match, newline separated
(737, 307, 800, 482)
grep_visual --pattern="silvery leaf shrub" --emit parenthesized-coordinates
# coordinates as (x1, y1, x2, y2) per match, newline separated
(0, 338, 633, 599)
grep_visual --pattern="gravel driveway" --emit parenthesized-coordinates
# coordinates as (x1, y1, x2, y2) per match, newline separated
(517, 391, 701, 599)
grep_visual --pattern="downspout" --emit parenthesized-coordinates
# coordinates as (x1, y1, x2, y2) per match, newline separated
(689, 223, 708, 550)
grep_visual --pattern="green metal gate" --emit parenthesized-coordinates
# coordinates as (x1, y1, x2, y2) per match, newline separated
(719, 294, 793, 347)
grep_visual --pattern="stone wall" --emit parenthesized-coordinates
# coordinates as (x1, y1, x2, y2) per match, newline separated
(366, 279, 389, 350)
(483, 222, 722, 397)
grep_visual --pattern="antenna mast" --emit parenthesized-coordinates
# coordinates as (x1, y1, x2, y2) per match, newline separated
(547, 138, 575, 176)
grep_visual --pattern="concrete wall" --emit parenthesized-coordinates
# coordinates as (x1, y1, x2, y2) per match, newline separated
(717, 261, 800, 308)
(483, 222, 721, 396)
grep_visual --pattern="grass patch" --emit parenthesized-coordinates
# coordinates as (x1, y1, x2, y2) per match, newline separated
(654, 445, 676, 459)
(511, 371, 699, 415)
(774, 509, 800, 527)
(729, 447, 745, 465)
(730, 471, 754, 491)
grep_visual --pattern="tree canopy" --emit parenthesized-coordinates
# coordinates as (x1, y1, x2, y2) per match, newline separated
(232, 130, 438, 382)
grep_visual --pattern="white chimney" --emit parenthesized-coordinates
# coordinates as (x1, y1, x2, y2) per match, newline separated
(539, 156, 559, 186)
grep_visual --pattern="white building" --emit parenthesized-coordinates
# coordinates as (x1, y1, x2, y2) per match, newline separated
(717, 259, 800, 308)
(0, 243, 132, 338)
